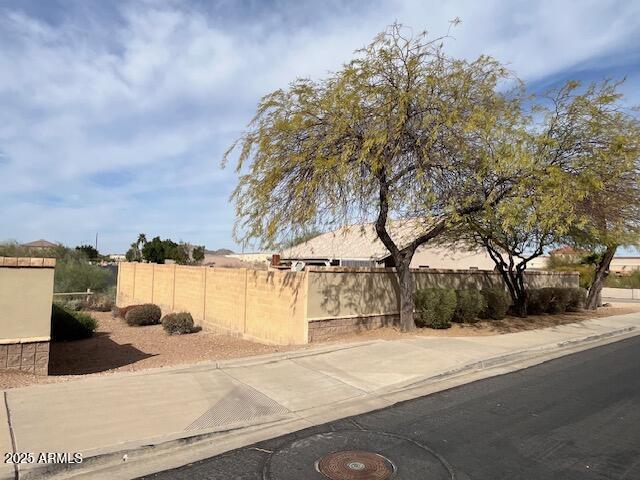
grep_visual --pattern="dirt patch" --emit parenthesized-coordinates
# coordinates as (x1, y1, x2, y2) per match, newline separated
(316, 304, 640, 343)
(0, 312, 300, 390)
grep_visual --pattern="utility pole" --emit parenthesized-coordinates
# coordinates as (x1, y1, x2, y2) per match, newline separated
(95, 232, 98, 251)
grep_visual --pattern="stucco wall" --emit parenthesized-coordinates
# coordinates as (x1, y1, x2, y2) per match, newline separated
(306, 268, 579, 321)
(117, 263, 307, 345)
(0, 257, 55, 341)
(0, 257, 55, 375)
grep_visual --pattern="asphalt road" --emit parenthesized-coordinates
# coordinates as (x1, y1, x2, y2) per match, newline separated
(140, 336, 640, 480)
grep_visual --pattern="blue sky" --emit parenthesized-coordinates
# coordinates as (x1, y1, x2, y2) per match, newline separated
(1, 0, 639, 254)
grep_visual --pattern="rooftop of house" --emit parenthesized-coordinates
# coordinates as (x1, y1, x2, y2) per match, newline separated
(21, 239, 57, 248)
(282, 219, 478, 261)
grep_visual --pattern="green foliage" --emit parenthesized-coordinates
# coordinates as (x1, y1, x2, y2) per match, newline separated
(546, 287, 572, 314)
(75, 244, 99, 260)
(125, 234, 201, 265)
(567, 287, 587, 311)
(125, 304, 162, 326)
(192, 246, 205, 263)
(162, 312, 199, 335)
(51, 305, 97, 341)
(453, 289, 486, 323)
(54, 255, 113, 293)
(528, 287, 573, 314)
(225, 24, 521, 249)
(414, 288, 456, 329)
(526, 289, 553, 315)
(605, 271, 640, 289)
(125, 243, 142, 262)
(480, 288, 510, 320)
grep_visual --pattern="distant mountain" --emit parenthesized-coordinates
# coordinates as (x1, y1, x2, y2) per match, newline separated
(205, 248, 235, 256)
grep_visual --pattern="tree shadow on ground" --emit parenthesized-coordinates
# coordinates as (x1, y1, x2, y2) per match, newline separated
(49, 332, 156, 375)
(458, 312, 589, 335)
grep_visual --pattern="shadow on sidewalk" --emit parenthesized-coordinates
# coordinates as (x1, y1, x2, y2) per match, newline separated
(49, 332, 156, 375)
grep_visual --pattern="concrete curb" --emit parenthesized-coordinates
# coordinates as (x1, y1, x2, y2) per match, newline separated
(22, 323, 638, 480)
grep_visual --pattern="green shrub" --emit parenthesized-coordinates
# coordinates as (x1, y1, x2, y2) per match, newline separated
(125, 304, 162, 326)
(51, 304, 97, 341)
(54, 298, 84, 311)
(54, 257, 114, 293)
(604, 270, 640, 289)
(567, 287, 587, 311)
(162, 312, 200, 335)
(453, 289, 486, 323)
(546, 287, 572, 314)
(480, 288, 510, 320)
(528, 287, 573, 314)
(526, 288, 553, 315)
(414, 288, 456, 329)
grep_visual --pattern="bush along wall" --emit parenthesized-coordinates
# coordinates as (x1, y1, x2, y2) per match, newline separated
(124, 304, 162, 326)
(161, 312, 201, 335)
(415, 285, 586, 329)
(51, 305, 97, 341)
(527, 287, 587, 315)
(453, 289, 486, 323)
(415, 288, 456, 329)
(480, 288, 510, 320)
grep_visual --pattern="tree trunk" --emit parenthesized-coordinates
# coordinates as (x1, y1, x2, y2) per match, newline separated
(510, 269, 528, 317)
(494, 264, 528, 317)
(397, 258, 416, 332)
(586, 245, 617, 310)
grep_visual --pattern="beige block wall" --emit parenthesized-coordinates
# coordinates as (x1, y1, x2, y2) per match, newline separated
(173, 266, 206, 321)
(153, 264, 176, 312)
(204, 268, 247, 332)
(117, 263, 307, 345)
(0, 258, 55, 341)
(244, 270, 307, 345)
(306, 268, 579, 321)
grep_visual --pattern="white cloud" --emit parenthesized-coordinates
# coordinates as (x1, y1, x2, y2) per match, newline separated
(0, 0, 638, 252)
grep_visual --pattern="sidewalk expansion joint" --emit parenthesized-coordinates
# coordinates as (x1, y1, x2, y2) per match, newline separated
(3, 391, 19, 480)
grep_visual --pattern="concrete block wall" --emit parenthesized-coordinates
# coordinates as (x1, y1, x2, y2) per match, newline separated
(117, 263, 307, 345)
(305, 267, 580, 340)
(117, 263, 580, 345)
(0, 257, 56, 375)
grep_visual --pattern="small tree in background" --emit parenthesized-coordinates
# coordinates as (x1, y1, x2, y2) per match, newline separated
(225, 24, 526, 331)
(75, 244, 99, 261)
(192, 245, 205, 263)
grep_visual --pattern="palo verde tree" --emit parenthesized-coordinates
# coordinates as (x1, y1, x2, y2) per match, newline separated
(458, 80, 640, 315)
(225, 24, 526, 331)
(562, 82, 640, 308)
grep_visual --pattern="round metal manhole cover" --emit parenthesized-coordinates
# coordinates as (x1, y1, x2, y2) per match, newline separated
(317, 450, 394, 479)
(264, 430, 452, 480)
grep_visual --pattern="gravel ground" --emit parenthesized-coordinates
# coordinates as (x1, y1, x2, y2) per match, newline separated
(0, 312, 300, 390)
(2, 303, 638, 390)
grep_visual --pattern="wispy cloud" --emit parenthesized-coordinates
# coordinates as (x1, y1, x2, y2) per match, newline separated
(1, 0, 639, 252)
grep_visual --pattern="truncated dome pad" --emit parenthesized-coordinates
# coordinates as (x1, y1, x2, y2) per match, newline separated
(263, 430, 452, 479)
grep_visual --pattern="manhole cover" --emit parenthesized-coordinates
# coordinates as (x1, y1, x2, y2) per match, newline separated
(317, 450, 394, 479)
(264, 430, 452, 479)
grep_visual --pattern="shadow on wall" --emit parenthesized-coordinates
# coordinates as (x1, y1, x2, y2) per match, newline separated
(48, 333, 156, 375)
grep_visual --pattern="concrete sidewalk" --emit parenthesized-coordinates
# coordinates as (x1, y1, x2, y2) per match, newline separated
(2, 312, 639, 480)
